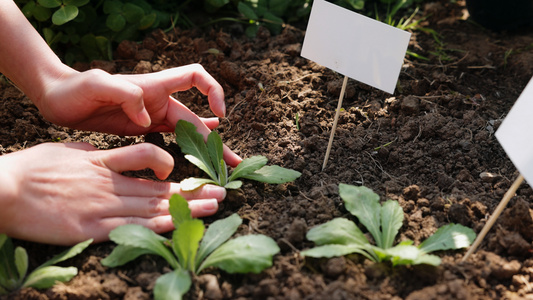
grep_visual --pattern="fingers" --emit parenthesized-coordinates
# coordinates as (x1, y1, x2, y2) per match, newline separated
(201, 117, 220, 130)
(96, 143, 174, 180)
(140, 64, 226, 117)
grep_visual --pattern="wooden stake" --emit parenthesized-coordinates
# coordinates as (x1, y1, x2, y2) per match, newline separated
(322, 75, 349, 171)
(461, 174, 525, 262)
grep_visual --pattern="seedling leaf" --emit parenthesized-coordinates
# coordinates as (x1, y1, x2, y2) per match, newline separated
(207, 131, 225, 182)
(101, 245, 154, 267)
(340, 184, 383, 248)
(224, 180, 243, 189)
(306, 218, 369, 246)
(228, 156, 268, 182)
(301, 244, 371, 260)
(154, 269, 191, 300)
(419, 224, 476, 253)
(196, 213, 242, 267)
(22, 266, 78, 289)
(241, 165, 302, 184)
(169, 194, 193, 228)
(14, 247, 28, 283)
(198, 235, 280, 274)
(179, 177, 217, 192)
(380, 200, 404, 249)
(175, 120, 217, 181)
(108, 224, 178, 269)
(172, 219, 205, 271)
(36, 238, 92, 270)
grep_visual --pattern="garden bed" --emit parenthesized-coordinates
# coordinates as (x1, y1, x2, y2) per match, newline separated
(2, 1, 533, 299)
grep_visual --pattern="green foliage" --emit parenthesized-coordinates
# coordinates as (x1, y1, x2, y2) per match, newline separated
(301, 184, 476, 267)
(102, 194, 280, 300)
(0, 235, 92, 295)
(15, 0, 175, 63)
(174, 120, 301, 191)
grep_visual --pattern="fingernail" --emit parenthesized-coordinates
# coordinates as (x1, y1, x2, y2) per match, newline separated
(202, 199, 218, 212)
(137, 108, 151, 128)
(206, 185, 227, 201)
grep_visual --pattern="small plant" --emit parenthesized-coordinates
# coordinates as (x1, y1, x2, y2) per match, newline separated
(102, 194, 280, 300)
(0, 235, 92, 295)
(174, 120, 301, 191)
(301, 184, 476, 266)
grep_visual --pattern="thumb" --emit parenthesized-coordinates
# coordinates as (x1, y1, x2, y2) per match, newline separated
(95, 143, 174, 180)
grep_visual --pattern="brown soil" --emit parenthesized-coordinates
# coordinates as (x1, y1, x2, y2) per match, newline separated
(3, 1, 533, 299)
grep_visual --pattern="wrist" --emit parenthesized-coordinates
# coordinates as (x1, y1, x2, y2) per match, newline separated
(0, 153, 20, 235)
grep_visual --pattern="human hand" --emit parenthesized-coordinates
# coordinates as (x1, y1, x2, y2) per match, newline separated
(0, 142, 227, 245)
(35, 64, 241, 167)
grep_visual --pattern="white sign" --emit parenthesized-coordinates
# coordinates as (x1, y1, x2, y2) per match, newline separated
(496, 76, 533, 184)
(301, 0, 411, 94)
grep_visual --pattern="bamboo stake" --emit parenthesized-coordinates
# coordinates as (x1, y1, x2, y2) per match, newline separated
(462, 174, 525, 262)
(322, 75, 349, 171)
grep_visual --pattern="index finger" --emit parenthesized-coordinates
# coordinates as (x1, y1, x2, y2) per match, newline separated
(146, 64, 226, 117)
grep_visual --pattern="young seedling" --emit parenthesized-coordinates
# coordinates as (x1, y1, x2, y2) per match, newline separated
(174, 120, 301, 191)
(0, 235, 92, 295)
(101, 194, 280, 300)
(301, 184, 476, 266)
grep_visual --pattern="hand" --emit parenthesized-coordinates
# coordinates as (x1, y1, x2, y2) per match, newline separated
(0, 142, 227, 245)
(36, 64, 241, 167)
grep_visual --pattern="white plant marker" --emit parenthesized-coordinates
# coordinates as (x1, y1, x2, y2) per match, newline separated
(462, 76, 533, 260)
(300, 0, 411, 169)
(462, 174, 524, 261)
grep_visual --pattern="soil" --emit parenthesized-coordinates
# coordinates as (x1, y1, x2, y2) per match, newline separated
(3, 1, 533, 299)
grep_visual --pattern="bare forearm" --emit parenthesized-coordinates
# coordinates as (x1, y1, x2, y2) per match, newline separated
(0, 0, 73, 105)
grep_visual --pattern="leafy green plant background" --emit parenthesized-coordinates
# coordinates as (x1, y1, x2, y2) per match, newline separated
(15, 0, 424, 64)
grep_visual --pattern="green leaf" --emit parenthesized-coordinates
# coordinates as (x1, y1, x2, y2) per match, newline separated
(183, 155, 219, 184)
(306, 218, 369, 246)
(263, 11, 284, 35)
(101, 244, 154, 267)
(154, 269, 191, 300)
(224, 180, 242, 189)
(175, 120, 217, 182)
(340, 184, 384, 248)
(22, 266, 78, 289)
(37, 239, 92, 270)
(196, 214, 242, 267)
(64, 0, 90, 6)
(37, 0, 61, 8)
(419, 224, 476, 253)
(21, 1, 36, 18)
(169, 194, 193, 229)
(301, 244, 371, 260)
(106, 13, 126, 32)
(138, 12, 157, 30)
(52, 5, 79, 25)
(179, 177, 217, 192)
(108, 225, 178, 269)
(207, 131, 225, 183)
(380, 200, 403, 249)
(122, 3, 144, 23)
(238, 2, 258, 20)
(198, 235, 279, 273)
(103, 0, 122, 14)
(228, 156, 267, 182)
(172, 219, 205, 271)
(205, 0, 229, 8)
(32, 5, 52, 21)
(14, 247, 28, 283)
(0, 236, 18, 291)
(0, 234, 7, 250)
(413, 254, 442, 266)
(241, 165, 301, 184)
